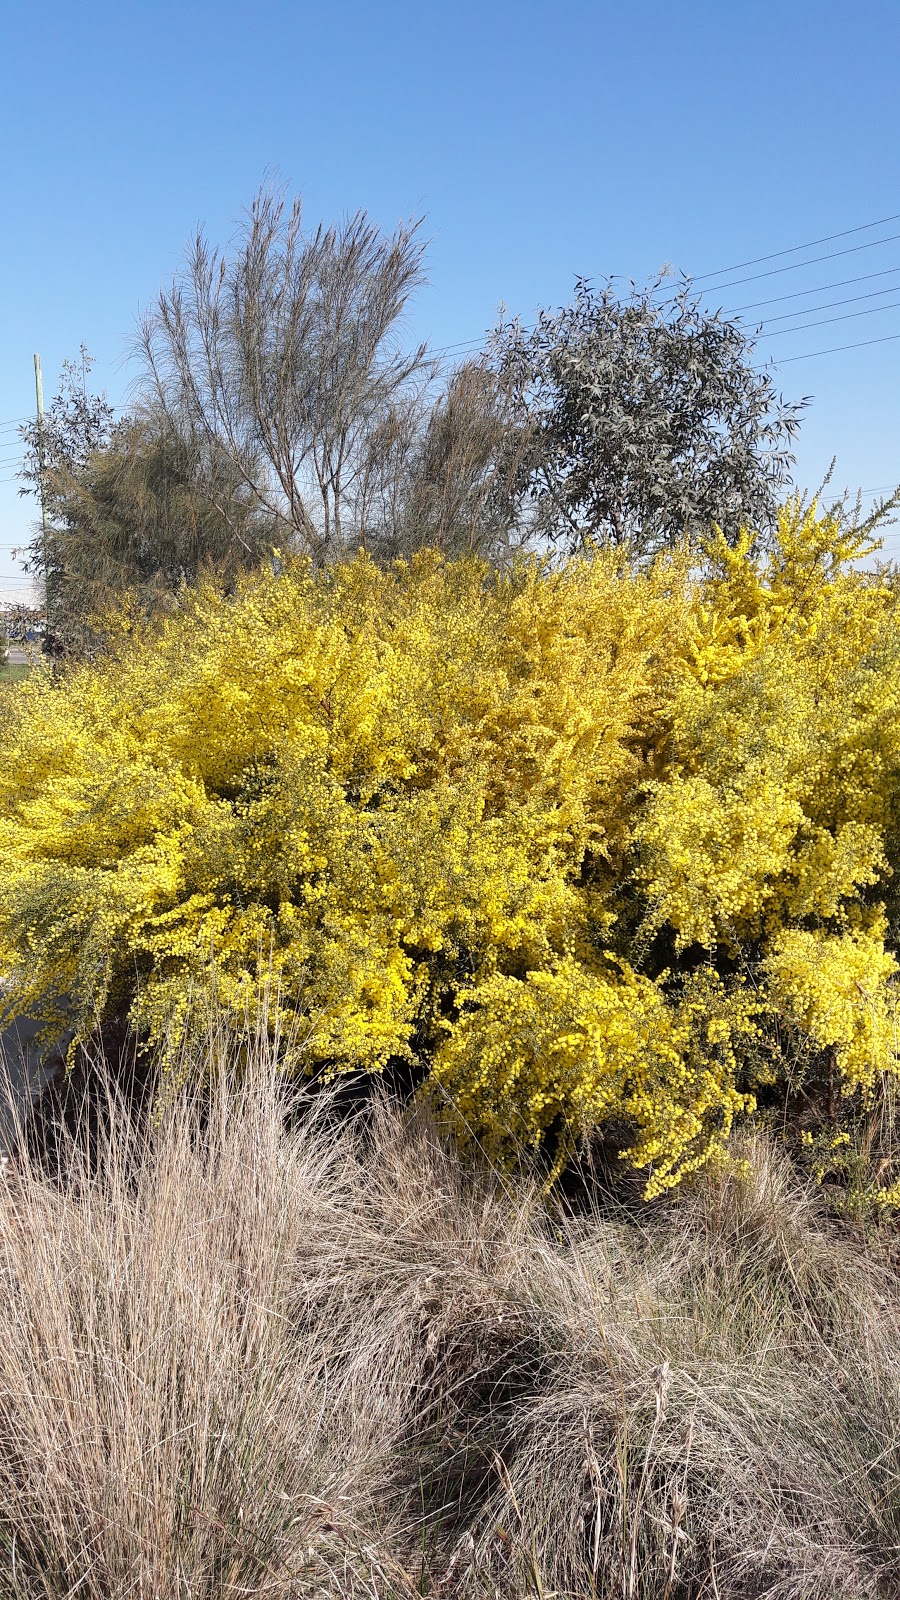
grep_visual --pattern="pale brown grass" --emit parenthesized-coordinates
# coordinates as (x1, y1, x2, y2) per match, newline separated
(1, 1027, 898, 1599)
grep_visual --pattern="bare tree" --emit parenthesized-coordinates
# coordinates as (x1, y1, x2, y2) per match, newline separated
(140, 189, 433, 560)
(385, 358, 530, 559)
(342, 356, 529, 562)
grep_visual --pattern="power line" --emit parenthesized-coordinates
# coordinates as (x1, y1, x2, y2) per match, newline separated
(681, 212, 900, 285)
(733, 264, 900, 313)
(760, 299, 900, 339)
(696, 230, 900, 297)
(777, 330, 900, 363)
(429, 236, 900, 361)
(753, 282, 900, 326)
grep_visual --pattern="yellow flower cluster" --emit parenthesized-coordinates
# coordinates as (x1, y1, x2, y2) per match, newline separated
(432, 958, 757, 1195)
(0, 504, 898, 1193)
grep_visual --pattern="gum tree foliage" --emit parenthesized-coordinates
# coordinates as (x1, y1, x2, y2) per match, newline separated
(492, 278, 808, 554)
(18, 349, 116, 652)
(18, 347, 116, 513)
(0, 603, 42, 645)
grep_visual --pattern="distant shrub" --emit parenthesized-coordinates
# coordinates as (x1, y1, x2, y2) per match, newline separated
(1, 504, 899, 1194)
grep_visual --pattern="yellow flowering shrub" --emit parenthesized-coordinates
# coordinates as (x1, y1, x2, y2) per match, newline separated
(762, 925, 896, 1091)
(431, 959, 757, 1190)
(1, 504, 899, 1195)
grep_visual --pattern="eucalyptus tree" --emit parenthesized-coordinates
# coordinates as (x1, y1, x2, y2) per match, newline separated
(17, 349, 116, 653)
(491, 277, 808, 555)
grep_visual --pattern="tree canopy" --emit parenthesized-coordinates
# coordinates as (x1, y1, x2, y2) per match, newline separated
(492, 277, 807, 555)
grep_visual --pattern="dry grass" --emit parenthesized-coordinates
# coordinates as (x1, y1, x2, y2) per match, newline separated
(1, 1026, 899, 1599)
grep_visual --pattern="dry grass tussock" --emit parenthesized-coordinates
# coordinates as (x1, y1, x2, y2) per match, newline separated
(1, 1027, 899, 1600)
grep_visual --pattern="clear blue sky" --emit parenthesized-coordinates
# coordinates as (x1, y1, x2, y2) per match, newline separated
(1, 0, 899, 594)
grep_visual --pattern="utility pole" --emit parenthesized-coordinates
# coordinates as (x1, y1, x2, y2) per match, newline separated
(33, 354, 49, 624)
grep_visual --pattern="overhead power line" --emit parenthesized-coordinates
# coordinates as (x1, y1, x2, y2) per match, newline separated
(733, 264, 900, 313)
(697, 230, 900, 296)
(778, 330, 900, 363)
(430, 219, 900, 361)
(682, 211, 900, 284)
(755, 282, 900, 325)
(760, 297, 900, 338)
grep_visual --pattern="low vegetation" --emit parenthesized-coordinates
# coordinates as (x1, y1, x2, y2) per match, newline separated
(4, 182, 900, 1597)
(1, 1033, 898, 1600)
(1, 503, 899, 1203)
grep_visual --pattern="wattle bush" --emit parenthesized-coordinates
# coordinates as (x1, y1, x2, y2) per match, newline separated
(1, 504, 899, 1195)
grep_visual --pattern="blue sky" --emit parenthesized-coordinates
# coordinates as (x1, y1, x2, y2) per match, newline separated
(1, 0, 898, 594)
